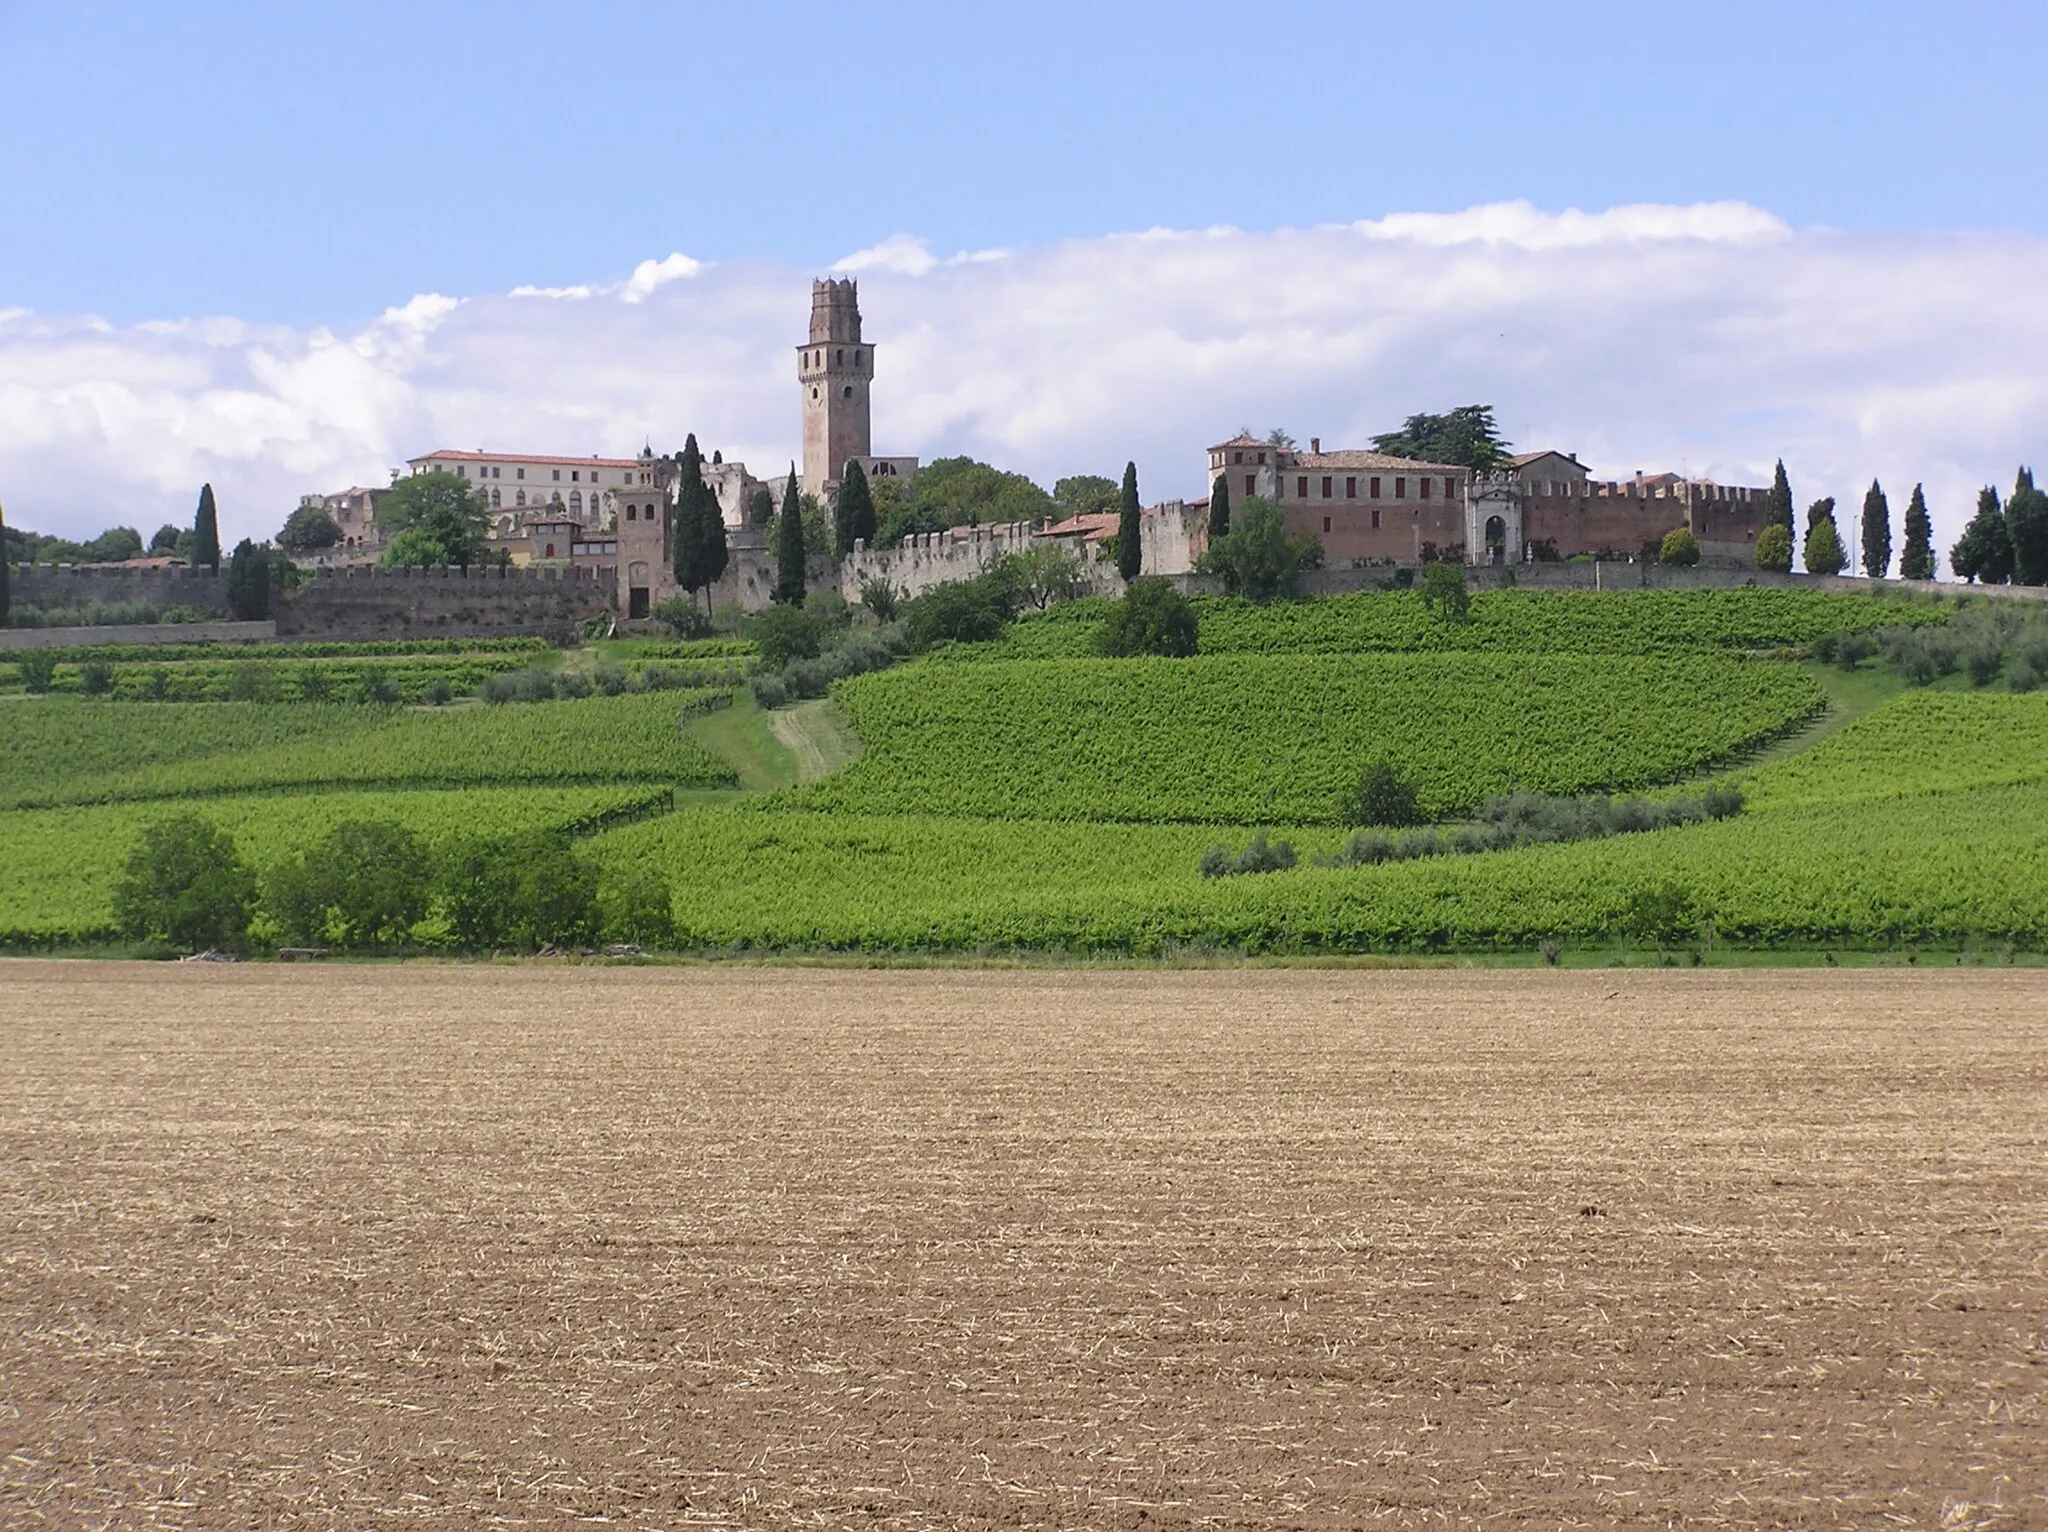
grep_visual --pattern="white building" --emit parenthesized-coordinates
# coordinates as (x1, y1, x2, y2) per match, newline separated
(405, 449, 655, 536)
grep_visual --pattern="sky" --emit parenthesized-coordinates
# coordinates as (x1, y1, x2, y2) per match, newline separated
(2, 0, 2046, 560)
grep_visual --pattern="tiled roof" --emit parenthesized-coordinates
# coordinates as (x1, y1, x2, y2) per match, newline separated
(1207, 433, 1268, 450)
(1041, 512, 1121, 540)
(1510, 449, 1580, 468)
(414, 449, 643, 468)
(1292, 450, 1463, 473)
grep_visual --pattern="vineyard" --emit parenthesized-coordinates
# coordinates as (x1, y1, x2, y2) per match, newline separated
(975, 586, 1952, 660)
(2, 584, 2041, 956)
(794, 653, 1824, 822)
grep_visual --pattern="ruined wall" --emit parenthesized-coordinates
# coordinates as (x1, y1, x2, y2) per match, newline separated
(276, 565, 615, 640)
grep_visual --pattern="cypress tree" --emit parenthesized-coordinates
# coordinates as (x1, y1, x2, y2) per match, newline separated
(774, 467, 806, 604)
(1899, 484, 1935, 580)
(672, 435, 710, 605)
(1209, 474, 1231, 539)
(193, 483, 221, 573)
(1860, 479, 1892, 578)
(2008, 467, 2048, 586)
(0, 501, 10, 627)
(1116, 460, 1142, 582)
(698, 479, 730, 603)
(1765, 459, 1794, 535)
(749, 486, 775, 527)
(1951, 487, 2012, 585)
(224, 538, 270, 620)
(835, 459, 874, 556)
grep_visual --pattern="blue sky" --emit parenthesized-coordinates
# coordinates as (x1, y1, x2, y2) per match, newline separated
(3, 0, 2044, 324)
(1, 1, 2045, 557)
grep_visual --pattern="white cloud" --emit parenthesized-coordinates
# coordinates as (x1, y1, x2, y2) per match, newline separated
(2, 204, 2045, 568)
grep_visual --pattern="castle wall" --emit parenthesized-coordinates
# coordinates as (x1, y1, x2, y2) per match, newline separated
(1522, 480, 1776, 564)
(275, 565, 615, 641)
(9, 564, 230, 616)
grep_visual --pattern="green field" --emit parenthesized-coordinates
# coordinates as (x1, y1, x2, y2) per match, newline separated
(794, 653, 1823, 822)
(0, 785, 672, 944)
(2, 587, 2041, 956)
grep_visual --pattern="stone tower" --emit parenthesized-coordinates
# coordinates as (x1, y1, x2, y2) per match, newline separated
(798, 278, 873, 502)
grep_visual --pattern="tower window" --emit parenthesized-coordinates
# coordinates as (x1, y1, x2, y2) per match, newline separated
(1244, 474, 1255, 496)
(1322, 516, 1331, 533)
(836, 349, 843, 364)
(812, 387, 820, 400)
(842, 385, 853, 399)
(1371, 508, 1381, 529)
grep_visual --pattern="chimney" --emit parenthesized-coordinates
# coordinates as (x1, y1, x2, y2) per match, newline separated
(1310, 437, 1321, 454)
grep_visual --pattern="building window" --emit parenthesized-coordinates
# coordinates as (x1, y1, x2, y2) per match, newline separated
(517, 468, 526, 480)
(1296, 476, 1308, 498)
(1446, 476, 1457, 499)
(1322, 516, 1332, 533)
(571, 470, 580, 482)
(1244, 474, 1255, 496)
(553, 469, 562, 481)
(1345, 477, 1356, 499)
(836, 349, 843, 364)
(1232, 451, 1242, 465)
(1371, 508, 1382, 529)
(1257, 451, 1266, 465)
(516, 490, 526, 507)
(1370, 477, 1382, 498)
(1395, 478, 1406, 499)
(569, 491, 582, 513)
(1420, 478, 1431, 501)
(1321, 476, 1332, 499)
(490, 489, 501, 508)
(626, 505, 636, 522)
(545, 543, 555, 558)
(843, 385, 853, 399)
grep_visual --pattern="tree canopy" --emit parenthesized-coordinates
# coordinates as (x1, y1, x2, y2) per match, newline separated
(835, 459, 876, 555)
(1197, 497, 1300, 601)
(1951, 487, 2013, 585)
(1370, 405, 1512, 474)
(1860, 480, 1892, 578)
(1899, 484, 1936, 580)
(377, 471, 491, 568)
(279, 504, 343, 551)
(1053, 475, 1120, 517)
(2008, 467, 2048, 586)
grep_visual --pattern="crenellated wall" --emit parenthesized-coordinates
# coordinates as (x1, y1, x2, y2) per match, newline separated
(8, 564, 230, 616)
(1520, 479, 1777, 564)
(276, 564, 616, 640)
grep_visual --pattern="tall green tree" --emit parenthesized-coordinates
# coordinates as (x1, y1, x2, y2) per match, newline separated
(2009, 467, 2048, 586)
(1369, 405, 1512, 473)
(1805, 496, 1836, 534)
(113, 816, 257, 953)
(1754, 523, 1793, 573)
(749, 485, 776, 527)
(1765, 459, 1794, 535)
(377, 472, 491, 568)
(1951, 487, 2012, 584)
(1196, 497, 1299, 601)
(1208, 474, 1231, 539)
(1899, 483, 1936, 580)
(1803, 517, 1847, 577)
(1116, 461, 1142, 581)
(773, 467, 806, 604)
(835, 459, 875, 555)
(672, 435, 714, 605)
(697, 483, 730, 603)
(0, 501, 9, 626)
(224, 538, 271, 620)
(193, 483, 221, 573)
(1860, 479, 1892, 578)
(278, 504, 342, 551)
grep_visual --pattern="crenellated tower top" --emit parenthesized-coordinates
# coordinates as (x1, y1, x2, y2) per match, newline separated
(808, 278, 863, 344)
(799, 279, 874, 500)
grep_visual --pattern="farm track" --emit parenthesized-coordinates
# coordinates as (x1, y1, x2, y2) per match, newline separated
(1, 964, 2042, 1528)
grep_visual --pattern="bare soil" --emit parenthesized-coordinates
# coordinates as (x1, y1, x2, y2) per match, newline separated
(1, 964, 2042, 1529)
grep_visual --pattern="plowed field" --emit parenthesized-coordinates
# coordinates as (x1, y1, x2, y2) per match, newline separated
(1, 964, 2042, 1528)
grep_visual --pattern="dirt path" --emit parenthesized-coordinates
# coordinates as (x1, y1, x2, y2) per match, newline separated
(767, 697, 859, 781)
(1, 965, 2042, 1528)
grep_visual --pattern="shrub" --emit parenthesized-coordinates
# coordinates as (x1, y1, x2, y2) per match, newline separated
(598, 868, 676, 950)
(438, 829, 600, 952)
(750, 623, 911, 708)
(1347, 758, 1424, 827)
(1096, 578, 1198, 658)
(901, 567, 1025, 650)
(480, 666, 560, 704)
(593, 662, 629, 696)
(747, 603, 827, 668)
(650, 596, 714, 639)
(1198, 830, 1298, 878)
(112, 816, 257, 952)
(554, 669, 593, 699)
(421, 676, 453, 706)
(1755, 523, 1793, 573)
(859, 578, 899, 623)
(296, 664, 333, 702)
(79, 659, 115, 695)
(1622, 880, 1699, 947)
(265, 819, 433, 950)
(226, 661, 273, 701)
(1803, 519, 1847, 577)
(143, 666, 170, 701)
(355, 666, 400, 705)
(1418, 562, 1470, 624)
(1659, 527, 1701, 567)
(16, 651, 57, 692)
(2010, 662, 2041, 694)
(1197, 498, 1299, 602)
